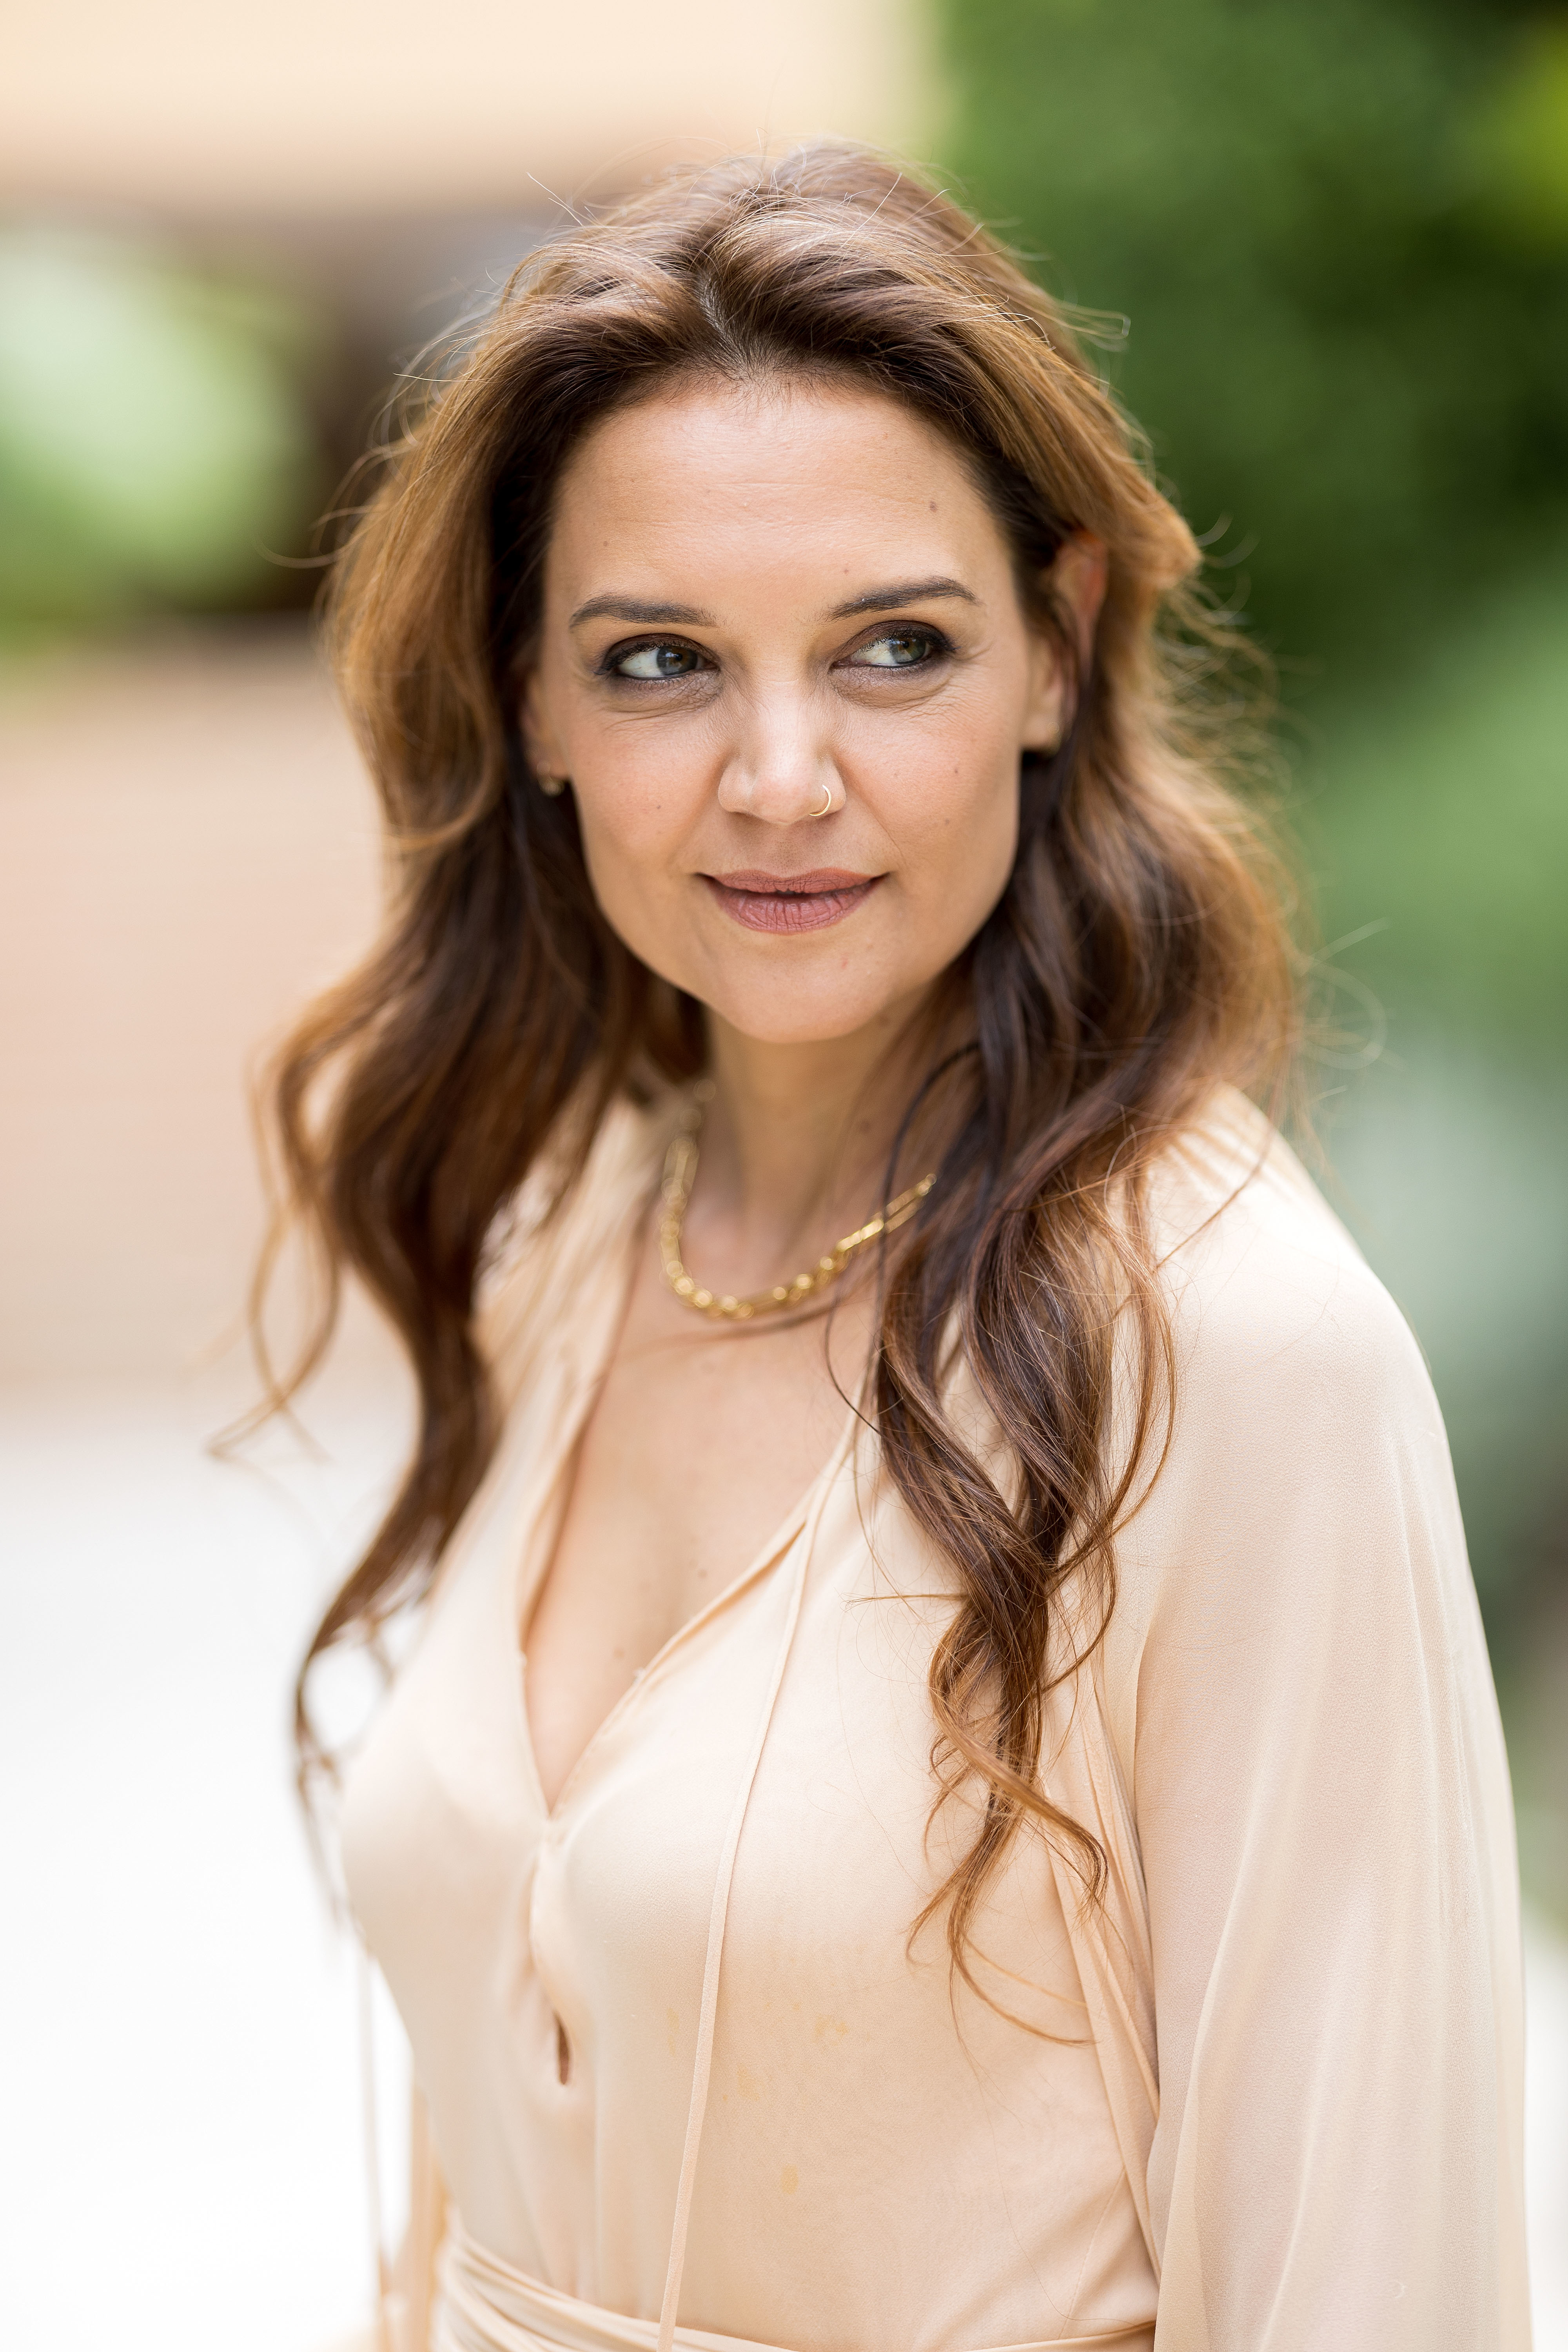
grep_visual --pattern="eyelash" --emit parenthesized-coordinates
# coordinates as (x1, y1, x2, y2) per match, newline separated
(848, 625, 953, 671)
(598, 624, 955, 682)
(598, 639, 713, 682)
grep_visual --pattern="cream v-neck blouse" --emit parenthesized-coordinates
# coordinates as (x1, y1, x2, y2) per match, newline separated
(339, 1087, 1530, 2352)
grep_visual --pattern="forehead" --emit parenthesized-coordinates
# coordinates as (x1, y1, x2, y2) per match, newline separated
(544, 375, 1012, 592)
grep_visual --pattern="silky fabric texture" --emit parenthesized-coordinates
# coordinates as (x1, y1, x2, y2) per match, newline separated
(433, 2212, 1158, 2352)
(339, 1088, 1530, 2352)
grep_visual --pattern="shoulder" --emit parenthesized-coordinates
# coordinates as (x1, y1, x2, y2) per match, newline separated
(1143, 1083, 1436, 1441)
(1100, 1092, 1492, 1880)
(1105, 1086, 1461, 1644)
(1100, 1089, 1466, 1693)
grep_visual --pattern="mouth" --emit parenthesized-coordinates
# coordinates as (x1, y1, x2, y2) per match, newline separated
(701, 868, 883, 935)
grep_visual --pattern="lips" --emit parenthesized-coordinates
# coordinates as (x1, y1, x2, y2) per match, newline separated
(701, 869, 882, 935)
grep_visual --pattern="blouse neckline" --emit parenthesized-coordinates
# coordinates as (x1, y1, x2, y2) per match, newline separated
(501, 1105, 869, 1829)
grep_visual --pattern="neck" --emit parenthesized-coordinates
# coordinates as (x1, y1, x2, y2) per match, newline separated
(694, 989, 952, 1258)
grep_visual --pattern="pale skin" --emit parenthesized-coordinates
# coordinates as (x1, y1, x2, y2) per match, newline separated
(520, 376, 1105, 1810)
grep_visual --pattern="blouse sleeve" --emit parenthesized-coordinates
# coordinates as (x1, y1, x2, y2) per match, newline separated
(1105, 1157, 1531, 2348)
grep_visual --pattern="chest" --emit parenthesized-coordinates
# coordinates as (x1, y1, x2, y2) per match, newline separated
(336, 1375, 1153, 2339)
(522, 1217, 876, 1810)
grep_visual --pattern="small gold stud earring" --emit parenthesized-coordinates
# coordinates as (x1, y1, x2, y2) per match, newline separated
(538, 772, 568, 798)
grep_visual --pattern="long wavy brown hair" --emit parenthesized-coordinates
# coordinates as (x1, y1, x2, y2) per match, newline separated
(264, 142, 1296, 1997)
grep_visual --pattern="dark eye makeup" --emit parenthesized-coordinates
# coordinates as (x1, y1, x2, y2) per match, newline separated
(595, 621, 955, 684)
(842, 624, 953, 670)
(599, 639, 712, 682)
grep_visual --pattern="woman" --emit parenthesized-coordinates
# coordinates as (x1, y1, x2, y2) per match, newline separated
(278, 146, 1529, 2351)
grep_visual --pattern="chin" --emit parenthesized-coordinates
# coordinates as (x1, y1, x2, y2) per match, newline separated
(691, 973, 916, 1050)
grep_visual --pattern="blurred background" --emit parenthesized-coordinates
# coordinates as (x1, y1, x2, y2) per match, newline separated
(1, 0, 1564, 2342)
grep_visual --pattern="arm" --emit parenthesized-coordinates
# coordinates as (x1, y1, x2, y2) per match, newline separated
(389, 2087, 448, 2352)
(1112, 1220, 1529, 2348)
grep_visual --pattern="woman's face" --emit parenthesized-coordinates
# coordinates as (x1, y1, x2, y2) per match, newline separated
(523, 376, 1101, 1048)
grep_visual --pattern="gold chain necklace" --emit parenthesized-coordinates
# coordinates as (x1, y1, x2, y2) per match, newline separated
(658, 1085, 936, 1322)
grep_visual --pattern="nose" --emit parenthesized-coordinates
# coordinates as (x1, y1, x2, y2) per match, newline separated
(715, 689, 841, 824)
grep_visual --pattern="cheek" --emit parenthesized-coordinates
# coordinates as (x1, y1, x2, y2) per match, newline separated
(570, 735, 703, 881)
(571, 799, 674, 946)
(568, 767, 705, 982)
(858, 694, 1022, 900)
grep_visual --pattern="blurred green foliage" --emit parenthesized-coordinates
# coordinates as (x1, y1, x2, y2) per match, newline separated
(935, 0, 1568, 672)
(1301, 545, 1568, 1628)
(0, 232, 322, 630)
(1471, 17, 1568, 246)
(935, 1, 1568, 1883)
(1304, 546, 1568, 1044)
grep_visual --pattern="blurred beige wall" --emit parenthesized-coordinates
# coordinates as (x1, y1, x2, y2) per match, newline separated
(2, 0, 935, 216)
(0, 628, 382, 1377)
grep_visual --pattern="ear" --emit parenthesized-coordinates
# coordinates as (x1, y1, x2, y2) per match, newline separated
(1020, 532, 1109, 753)
(519, 663, 567, 781)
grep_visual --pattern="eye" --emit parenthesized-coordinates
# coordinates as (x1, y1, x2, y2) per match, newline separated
(606, 639, 711, 681)
(845, 626, 949, 671)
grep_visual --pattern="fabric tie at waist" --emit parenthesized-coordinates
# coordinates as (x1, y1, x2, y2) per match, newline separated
(435, 2214, 1155, 2352)
(435, 2219, 784, 2352)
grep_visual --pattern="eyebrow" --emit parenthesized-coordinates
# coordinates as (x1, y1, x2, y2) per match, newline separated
(828, 575, 980, 619)
(568, 595, 716, 629)
(567, 575, 980, 632)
